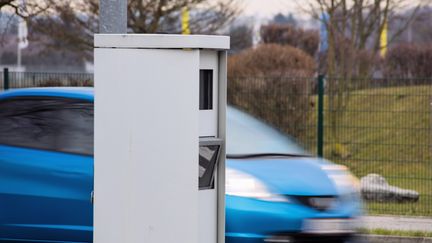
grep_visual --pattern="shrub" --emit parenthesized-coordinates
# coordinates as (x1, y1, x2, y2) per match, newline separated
(383, 44, 432, 81)
(228, 44, 315, 78)
(318, 34, 379, 79)
(229, 24, 254, 54)
(260, 24, 319, 56)
(228, 44, 316, 140)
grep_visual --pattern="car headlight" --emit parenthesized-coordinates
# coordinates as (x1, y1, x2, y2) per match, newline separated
(226, 168, 289, 202)
(321, 164, 360, 192)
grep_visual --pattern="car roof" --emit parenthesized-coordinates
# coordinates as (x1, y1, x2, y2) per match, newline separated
(0, 87, 94, 101)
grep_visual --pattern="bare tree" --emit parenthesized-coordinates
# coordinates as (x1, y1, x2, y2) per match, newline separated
(229, 24, 253, 54)
(0, 1, 15, 11)
(301, 0, 426, 77)
(0, 0, 48, 45)
(392, 6, 432, 44)
(1, 0, 47, 16)
(28, 1, 98, 60)
(127, 0, 239, 34)
(299, 0, 427, 147)
(260, 24, 319, 56)
(29, 0, 240, 61)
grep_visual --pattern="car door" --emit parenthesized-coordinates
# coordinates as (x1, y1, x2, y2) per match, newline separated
(0, 97, 94, 242)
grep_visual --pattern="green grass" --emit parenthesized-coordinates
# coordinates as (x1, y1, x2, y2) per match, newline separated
(359, 228, 432, 238)
(301, 85, 432, 216)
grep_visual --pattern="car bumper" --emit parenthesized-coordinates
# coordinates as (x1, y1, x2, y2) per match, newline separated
(226, 195, 362, 243)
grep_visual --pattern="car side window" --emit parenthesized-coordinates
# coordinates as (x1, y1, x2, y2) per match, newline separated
(0, 97, 94, 156)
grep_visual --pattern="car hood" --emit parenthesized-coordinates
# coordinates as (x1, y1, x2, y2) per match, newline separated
(227, 157, 339, 196)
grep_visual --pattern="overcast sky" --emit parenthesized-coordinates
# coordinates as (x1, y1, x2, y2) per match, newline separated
(240, 0, 431, 18)
(241, 0, 301, 18)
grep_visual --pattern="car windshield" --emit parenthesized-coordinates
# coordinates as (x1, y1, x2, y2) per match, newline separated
(227, 106, 308, 157)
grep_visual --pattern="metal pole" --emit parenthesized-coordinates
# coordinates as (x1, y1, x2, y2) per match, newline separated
(17, 0, 25, 70)
(317, 75, 325, 157)
(4, 68, 10, 90)
(99, 0, 127, 34)
(17, 43, 21, 69)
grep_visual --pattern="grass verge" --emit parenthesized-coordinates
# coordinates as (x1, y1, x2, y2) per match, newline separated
(359, 228, 432, 238)
(302, 85, 432, 216)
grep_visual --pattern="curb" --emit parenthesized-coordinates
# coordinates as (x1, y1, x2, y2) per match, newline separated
(357, 234, 432, 243)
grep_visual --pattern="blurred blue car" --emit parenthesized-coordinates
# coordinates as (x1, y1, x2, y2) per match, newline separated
(225, 107, 362, 243)
(0, 88, 94, 242)
(0, 88, 362, 243)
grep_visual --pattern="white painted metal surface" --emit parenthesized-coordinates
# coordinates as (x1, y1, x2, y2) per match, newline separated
(95, 47, 199, 243)
(95, 34, 230, 50)
(217, 51, 228, 243)
(199, 50, 218, 243)
(94, 34, 228, 243)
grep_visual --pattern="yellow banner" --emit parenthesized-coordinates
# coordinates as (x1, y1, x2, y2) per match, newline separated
(380, 20, 388, 57)
(182, 7, 191, 35)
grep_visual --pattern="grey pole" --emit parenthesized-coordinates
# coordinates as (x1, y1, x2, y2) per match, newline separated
(99, 0, 127, 34)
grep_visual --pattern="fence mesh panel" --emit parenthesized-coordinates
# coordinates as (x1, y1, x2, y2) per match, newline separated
(0, 71, 93, 89)
(323, 77, 432, 216)
(229, 76, 432, 216)
(227, 76, 318, 152)
(1, 71, 431, 216)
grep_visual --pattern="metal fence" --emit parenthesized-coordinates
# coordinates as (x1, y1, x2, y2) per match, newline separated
(0, 68, 93, 89)
(228, 75, 432, 217)
(1, 69, 431, 217)
(323, 77, 431, 216)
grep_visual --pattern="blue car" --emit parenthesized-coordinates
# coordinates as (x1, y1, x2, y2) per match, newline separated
(0, 88, 94, 242)
(225, 107, 362, 243)
(0, 88, 362, 243)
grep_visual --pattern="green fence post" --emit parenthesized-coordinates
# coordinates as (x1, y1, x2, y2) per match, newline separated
(3, 68, 9, 90)
(317, 75, 324, 157)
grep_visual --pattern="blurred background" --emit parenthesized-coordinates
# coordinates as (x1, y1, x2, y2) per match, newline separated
(0, 0, 431, 223)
